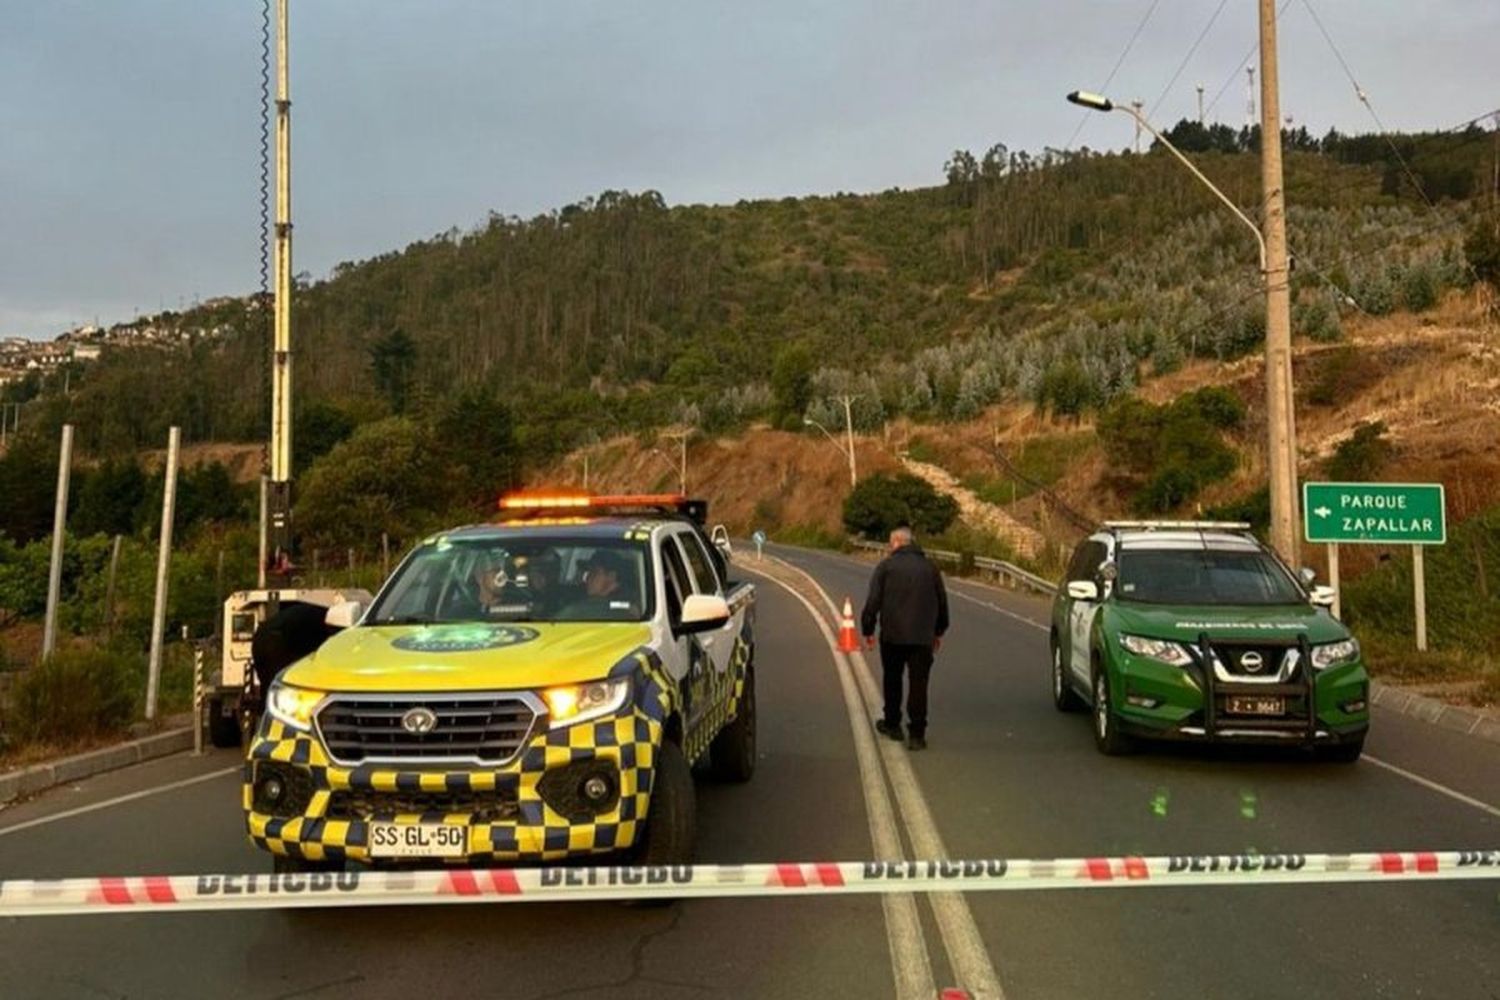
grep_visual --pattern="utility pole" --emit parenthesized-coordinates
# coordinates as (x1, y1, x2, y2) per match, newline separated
(1259, 0, 1300, 564)
(146, 427, 181, 721)
(268, 0, 295, 580)
(838, 394, 859, 486)
(1132, 99, 1145, 152)
(41, 424, 74, 660)
(1196, 84, 1205, 124)
(660, 429, 692, 494)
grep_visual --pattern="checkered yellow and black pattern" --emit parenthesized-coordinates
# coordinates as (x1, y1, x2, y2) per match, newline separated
(244, 636, 749, 865)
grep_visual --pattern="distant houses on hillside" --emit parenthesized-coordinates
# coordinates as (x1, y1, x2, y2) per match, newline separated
(0, 314, 237, 388)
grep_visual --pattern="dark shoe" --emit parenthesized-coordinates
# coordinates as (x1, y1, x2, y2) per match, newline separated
(906, 736, 927, 751)
(875, 719, 905, 741)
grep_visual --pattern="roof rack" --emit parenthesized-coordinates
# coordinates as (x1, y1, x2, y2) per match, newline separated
(1103, 520, 1252, 531)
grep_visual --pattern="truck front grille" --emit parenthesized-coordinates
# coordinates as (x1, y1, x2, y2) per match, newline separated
(327, 788, 519, 822)
(315, 694, 539, 765)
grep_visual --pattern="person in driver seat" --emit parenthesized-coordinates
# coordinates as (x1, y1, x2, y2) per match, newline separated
(560, 549, 636, 620)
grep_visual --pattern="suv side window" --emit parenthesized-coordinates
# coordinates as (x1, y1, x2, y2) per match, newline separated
(1065, 543, 1090, 583)
(677, 531, 723, 596)
(660, 537, 694, 622)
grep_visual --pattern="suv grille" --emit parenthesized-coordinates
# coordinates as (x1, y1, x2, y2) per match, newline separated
(1212, 643, 1296, 679)
(316, 695, 538, 764)
(327, 788, 519, 822)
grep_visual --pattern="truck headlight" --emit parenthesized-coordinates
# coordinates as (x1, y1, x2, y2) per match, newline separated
(1311, 638, 1360, 670)
(543, 679, 631, 727)
(266, 683, 325, 732)
(1119, 634, 1194, 667)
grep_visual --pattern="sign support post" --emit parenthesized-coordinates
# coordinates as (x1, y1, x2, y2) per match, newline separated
(1413, 545, 1427, 652)
(1326, 543, 1341, 620)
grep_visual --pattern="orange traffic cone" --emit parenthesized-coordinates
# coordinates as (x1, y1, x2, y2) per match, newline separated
(837, 597, 860, 653)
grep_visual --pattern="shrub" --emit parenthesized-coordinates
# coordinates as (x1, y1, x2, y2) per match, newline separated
(1206, 486, 1271, 534)
(1401, 262, 1439, 312)
(1325, 421, 1393, 481)
(3, 647, 142, 749)
(1098, 392, 1241, 514)
(1293, 293, 1343, 343)
(843, 473, 959, 539)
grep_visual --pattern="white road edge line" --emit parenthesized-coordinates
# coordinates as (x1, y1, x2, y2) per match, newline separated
(1363, 755, 1500, 820)
(948, 588, 1049, 634)
(0, 766, 240, 838)
(760, 556, 1006, 1000)
(744, 565, 936, 1000)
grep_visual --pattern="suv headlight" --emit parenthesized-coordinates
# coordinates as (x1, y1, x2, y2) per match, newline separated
(266, 683, 325, 732)
(1119, 634, 1194, 667)
(1311, 638, 1360, 670)
(543, 678, 631, 728)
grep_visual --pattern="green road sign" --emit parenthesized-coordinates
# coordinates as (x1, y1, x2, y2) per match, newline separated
(1303, 482, 1446, 545)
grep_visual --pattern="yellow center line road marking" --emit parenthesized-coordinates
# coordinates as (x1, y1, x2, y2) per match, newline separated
(756, 557, 1007, 1000)
(0, 766, 240, 838)
(744, 564, 936, 1000)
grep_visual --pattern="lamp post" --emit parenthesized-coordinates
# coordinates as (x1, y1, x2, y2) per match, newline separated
(804, 407, 858, 487)
(1065, 86, 1299, 563)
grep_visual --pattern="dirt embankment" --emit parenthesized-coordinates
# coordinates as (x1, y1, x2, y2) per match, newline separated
(536, 294, 1500, 570)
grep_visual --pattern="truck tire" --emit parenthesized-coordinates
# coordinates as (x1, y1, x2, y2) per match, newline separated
(1321, 736, 1365, 764)
(208, 697, 243, 748)
(708, 667, 756, 783)
(633, 740, 696, 866)
(1092, 662, 1136, 756)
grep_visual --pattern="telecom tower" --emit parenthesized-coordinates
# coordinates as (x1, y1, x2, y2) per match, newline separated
(1246, 66, 1257, 130)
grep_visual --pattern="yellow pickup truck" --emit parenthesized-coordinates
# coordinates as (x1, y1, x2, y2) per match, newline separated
(243, 494, 755, 871)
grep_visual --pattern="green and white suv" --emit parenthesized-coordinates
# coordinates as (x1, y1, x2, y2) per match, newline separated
(1050, 522, 1369, 761)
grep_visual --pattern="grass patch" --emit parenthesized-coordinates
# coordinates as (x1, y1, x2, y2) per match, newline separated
(977, 432, 1095, 505)
(1359, 632, 1500, 709)
(775, 523, 846, 551)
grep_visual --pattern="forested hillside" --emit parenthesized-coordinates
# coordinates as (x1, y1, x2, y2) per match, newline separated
(5, 123, 1491, 469)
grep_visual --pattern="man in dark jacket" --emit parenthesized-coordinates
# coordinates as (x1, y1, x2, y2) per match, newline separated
(860, 525, 949, 750)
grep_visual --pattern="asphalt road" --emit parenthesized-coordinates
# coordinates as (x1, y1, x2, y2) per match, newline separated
(2, 544, 1498, 999)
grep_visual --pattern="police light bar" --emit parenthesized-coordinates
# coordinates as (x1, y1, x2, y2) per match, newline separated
(498, 492, 691, 511)
(498, 493, 592, 510)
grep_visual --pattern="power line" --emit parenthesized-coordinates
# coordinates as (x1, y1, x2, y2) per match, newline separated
(1148, 0, 1231, 122)
(1299, 0, 1490, 294)
(1203, 0, 1294, 120)
(1064, 0, 1163, 151)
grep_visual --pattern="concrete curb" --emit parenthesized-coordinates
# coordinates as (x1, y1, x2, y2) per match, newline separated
(0, 728, 195, 806)
(1370, 681, 1500, 746)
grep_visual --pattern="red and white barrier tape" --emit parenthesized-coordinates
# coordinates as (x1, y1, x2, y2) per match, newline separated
(2, 851, 1498, 917)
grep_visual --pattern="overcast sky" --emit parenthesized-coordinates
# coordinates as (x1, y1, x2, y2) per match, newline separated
(3, 0, 1497, 339)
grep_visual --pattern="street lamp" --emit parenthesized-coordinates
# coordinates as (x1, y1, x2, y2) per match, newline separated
(1065, 91, 1266, 270)
(1064, 88, 1299, 563)
(804, 410, 858, 487)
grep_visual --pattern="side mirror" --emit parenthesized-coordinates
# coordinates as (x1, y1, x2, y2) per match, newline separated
(324, 600, 365, 629)
(1309, 585, 1337, 608)
(711, 524, 733, 562)
(1067, 580, 1100, 602)
(1299, 567, 1318, 588)
(678, 593, 731, 634)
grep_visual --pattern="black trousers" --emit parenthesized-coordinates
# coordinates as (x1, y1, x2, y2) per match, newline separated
(880, 641, 935, 736)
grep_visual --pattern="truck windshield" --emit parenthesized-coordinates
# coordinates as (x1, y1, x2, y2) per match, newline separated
(368, 537, 653, 624)
(1117, 548, 1305, 606)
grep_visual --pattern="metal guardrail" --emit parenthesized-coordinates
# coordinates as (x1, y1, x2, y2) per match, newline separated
(848, 540, 1058, 596)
